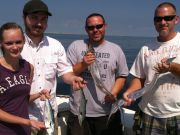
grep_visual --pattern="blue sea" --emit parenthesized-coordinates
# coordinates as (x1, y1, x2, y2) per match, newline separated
(46, 33, 156, 97)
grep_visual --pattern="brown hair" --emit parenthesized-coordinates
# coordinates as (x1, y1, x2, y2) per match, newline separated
(0, 22, 24, 41)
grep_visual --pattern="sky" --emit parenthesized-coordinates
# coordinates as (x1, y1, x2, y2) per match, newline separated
(1, 0, 180, 37)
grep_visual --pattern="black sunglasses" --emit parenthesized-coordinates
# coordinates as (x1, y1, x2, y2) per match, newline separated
(154, 15, 176, 22)
(86, 24, 104, 30)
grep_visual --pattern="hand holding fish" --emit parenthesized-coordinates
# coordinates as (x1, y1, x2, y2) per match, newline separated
(29, 119, 46, 130)
(29, 89, 51, 102)
(83, 52, 96, 66)
(154, 57, 176, 73)
(72, 76, 87, 91)
(123, 91, 134, 106)
(154, 58, 171, 73)
(39, 89, 51, 101)
(104, 93, 117, 103)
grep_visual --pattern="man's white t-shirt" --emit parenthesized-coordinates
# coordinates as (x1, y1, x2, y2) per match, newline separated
(130, 32, 180, 118)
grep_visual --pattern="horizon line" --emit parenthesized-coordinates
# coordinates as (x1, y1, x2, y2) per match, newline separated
(45, 32, 155, 38)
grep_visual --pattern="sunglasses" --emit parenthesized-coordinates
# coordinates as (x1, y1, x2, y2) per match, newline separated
(154, 15, 176, 22)
(86, 24, 104, 30)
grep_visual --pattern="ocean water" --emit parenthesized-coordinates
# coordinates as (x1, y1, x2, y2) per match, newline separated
(46, 33, 156, 96)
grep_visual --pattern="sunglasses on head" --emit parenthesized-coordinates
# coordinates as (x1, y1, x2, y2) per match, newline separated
(154, 15, 176, 22)
(86, 24, 104, 30)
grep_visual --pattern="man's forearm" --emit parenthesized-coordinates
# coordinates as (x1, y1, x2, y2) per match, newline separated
(111, 77, 126, 97)
(169, 62, 180, 76)
(73, 62, 88, 75)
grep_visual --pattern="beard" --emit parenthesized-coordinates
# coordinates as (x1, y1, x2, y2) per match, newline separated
(157, 24, 170, 38)
(25, 24, 45, 38)
(159, 30, 169, 37)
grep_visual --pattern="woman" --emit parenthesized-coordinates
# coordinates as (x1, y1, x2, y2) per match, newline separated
(0, 22, 49, 135)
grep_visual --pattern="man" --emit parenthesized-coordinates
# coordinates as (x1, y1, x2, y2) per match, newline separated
(21, 0, 85, 135)
(123, 2, 180, 135)
(66, 13, 129, 135)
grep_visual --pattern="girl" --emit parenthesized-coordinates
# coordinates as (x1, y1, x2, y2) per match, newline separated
(0, 22, 49, 135)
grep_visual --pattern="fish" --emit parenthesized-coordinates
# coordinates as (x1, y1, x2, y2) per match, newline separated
(129, 56, 176, 101)
(87, 44, 118, 125)
(167, 56, 176, 63)
(44, 99, 55, 135)
(78, 88, 87, 126)
(89, 60, 116, 97)
(106, 73, 159, 126)
(87, 44, 176, 125)
(88, 53, 119, 125)
(87, 44, 116, 99)
(108, 56, 176, 124)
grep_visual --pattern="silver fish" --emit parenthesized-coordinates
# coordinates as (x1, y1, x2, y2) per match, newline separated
(89, 54, 158, 125)
(107, 73, 159, 126)
(44, 99, 55, 135)
(129, 56, 176, 101)
(167, 57, 176, 63)
(108, 56, 176, 123)
(89, 60, 116, 99)
(89, 57, 119, 125)
(78, 88, 87, 126)
(87, 44, 118, 125)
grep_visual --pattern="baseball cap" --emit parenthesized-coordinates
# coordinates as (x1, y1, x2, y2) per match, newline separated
(23, 0, 52, 16)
